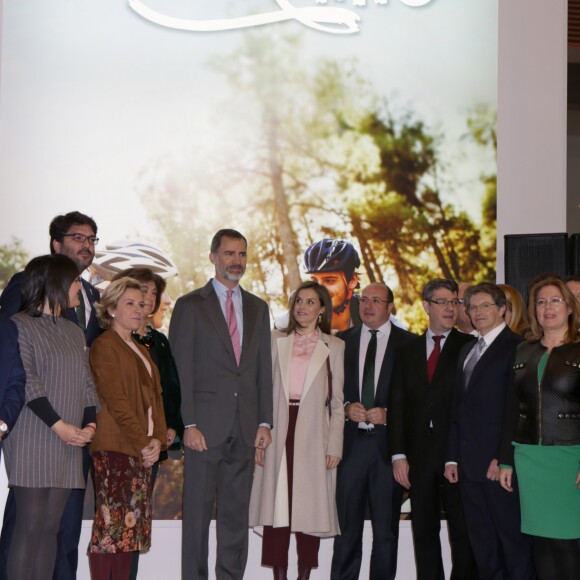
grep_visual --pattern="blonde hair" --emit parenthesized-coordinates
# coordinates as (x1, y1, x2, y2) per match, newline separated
(498, 284, 529, 335)
(526, 276, 580, 343)
(95, 277, 142, 330)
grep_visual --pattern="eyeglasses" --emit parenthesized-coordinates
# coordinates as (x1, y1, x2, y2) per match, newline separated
(62, 233, 99, 245)
(457, 298, 466, 305)
(467, 302, 497, 313)
(429, 299, 459, 307)
(359, 297, 391, 305)
(535, 297, 566, 308)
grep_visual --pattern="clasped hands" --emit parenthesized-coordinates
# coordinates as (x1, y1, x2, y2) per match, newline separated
(346, 402, 386, 426)
(52, 420, 95, 447)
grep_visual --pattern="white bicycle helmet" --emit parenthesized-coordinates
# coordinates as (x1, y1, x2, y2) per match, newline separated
(91, 241, 179, 282)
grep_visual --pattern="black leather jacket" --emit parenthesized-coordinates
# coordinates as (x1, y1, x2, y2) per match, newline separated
(500, 340, 580, 465)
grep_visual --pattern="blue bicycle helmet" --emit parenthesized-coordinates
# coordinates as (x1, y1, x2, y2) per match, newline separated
(303, 238, 361, 282)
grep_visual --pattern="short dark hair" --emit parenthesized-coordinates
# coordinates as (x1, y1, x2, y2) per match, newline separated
(281, 281, 332, 335)
(20, 254, 79, 319)
(49, 211, 98, 254)
(566, 275, 580, 283)
(112, 267, 167, 314)
(422, 278, 458, 302)
(465, 282, 507, 309)
(210, 229, 247, 254)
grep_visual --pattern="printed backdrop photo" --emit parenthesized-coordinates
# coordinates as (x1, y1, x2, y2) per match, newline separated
(0, 0, 498, 518)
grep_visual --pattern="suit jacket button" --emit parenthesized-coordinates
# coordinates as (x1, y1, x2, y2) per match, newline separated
(234, 392, 238, 397)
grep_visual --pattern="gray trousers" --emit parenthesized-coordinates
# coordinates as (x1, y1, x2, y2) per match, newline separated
(181, 413, 254, 580)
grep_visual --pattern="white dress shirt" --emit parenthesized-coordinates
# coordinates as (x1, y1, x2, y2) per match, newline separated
(357, 320, 391, 430)
(462, 322, 506, 370)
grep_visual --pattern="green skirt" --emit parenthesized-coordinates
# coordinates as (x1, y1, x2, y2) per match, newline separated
(514, 443, 580, 539)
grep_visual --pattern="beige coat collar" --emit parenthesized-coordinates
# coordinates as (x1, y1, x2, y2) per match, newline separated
(276, 333, 329, 402)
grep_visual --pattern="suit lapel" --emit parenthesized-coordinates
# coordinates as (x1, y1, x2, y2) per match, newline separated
(409, 333, 429, 386)
(467, 327, 509, 388)
(200, 281, 236, 362)
(344, 327, 362, 403)
(276, 334, 293, 402)
(375, 326, 401, 402)
(240, 287, 256, 366)
(432, 329, 459, 383)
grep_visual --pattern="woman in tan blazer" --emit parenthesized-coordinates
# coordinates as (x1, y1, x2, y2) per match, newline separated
(249, 281, 345, 580)
(88, 278, 167, 580)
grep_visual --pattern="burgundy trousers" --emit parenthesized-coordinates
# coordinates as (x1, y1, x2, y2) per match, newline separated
(89, 552, 133, 580)
(262, 402, 320, 568)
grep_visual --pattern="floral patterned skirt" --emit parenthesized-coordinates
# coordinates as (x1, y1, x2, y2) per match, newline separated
(89, 451, 153, 554)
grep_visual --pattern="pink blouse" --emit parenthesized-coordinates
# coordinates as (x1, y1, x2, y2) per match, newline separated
(289, 329, 320, 400)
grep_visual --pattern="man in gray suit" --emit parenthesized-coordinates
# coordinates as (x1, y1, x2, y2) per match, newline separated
(170, 229, 273, 580)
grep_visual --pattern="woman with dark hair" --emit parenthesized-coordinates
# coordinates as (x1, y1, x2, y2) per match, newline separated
(249, 281, 345, 580)
(3, 254, 98, 580)
(88, 277, 167, 580)
(499, 275, 580, 579)
(111, 268, 183, 579)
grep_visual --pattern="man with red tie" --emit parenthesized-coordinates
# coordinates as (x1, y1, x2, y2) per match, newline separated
(388, 279, 476, 580)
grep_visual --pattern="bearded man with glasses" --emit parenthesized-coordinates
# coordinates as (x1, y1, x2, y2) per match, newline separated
(0, 211, 102, 580)
(445, 282, 535, 580)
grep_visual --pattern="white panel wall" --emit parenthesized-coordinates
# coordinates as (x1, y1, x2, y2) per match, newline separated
(496, 0, 568, 281)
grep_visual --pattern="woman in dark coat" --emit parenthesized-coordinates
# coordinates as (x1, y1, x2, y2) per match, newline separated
(499, 275, 580, 579)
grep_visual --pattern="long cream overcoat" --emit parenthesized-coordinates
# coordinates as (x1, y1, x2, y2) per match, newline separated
(249, 329, 345, 538)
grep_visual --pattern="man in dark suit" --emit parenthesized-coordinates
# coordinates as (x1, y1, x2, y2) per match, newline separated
(445, 283, 535, 580)
(0, 211, 101, 580)
(0, 315, 26, 454)
(169, 229, 273, 580)
(388, 278, 476, 580)
(330, 283, 414, 580)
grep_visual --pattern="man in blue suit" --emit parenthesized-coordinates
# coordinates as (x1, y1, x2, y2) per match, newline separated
(331, 283, 414, 580)
(445, 283, 535, 580)
(0, 315, 25, 454)
(0, 211, 101, 580)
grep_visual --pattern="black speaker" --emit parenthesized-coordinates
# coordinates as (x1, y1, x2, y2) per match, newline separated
(568, 233, 580, 275)
(504, 233, 568, 303)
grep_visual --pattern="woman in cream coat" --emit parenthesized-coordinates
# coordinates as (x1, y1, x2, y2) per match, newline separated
(250, 281, 345, 580)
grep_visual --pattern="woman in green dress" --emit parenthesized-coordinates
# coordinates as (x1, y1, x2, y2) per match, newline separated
(499, 275, 580, 579)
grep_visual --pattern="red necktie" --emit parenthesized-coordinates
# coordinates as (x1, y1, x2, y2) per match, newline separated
(226, 289, 241, 366)
(427, 335, 444, 381)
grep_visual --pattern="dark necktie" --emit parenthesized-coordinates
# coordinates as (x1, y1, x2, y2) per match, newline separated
(75, 290, 86, 331)
(361, 329, 378, 410)
(427, 335, 444, 381)
(464, 336, 486, 388)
